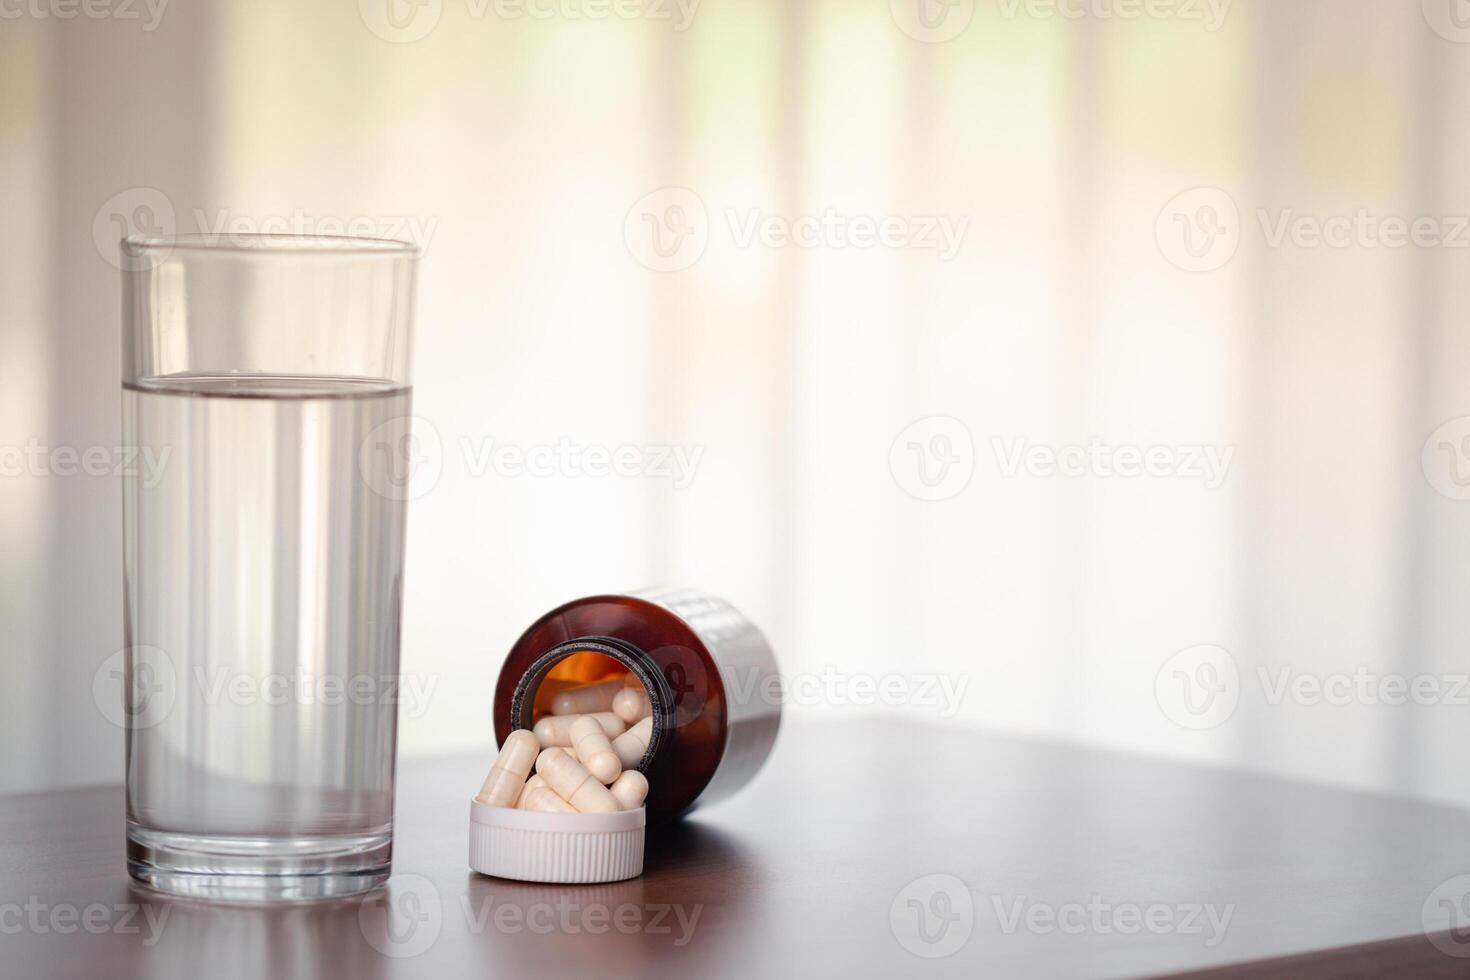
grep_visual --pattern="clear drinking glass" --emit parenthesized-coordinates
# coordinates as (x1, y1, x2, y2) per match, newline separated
(120, 234, 419, 901)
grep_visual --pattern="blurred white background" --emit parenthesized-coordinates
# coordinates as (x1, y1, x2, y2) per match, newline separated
(6, 0, 1470, 807)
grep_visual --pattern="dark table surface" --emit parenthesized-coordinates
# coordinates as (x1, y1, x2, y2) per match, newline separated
(4, 719, 1470, 979)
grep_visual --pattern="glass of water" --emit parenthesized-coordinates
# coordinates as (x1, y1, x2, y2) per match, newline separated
(120, 234, 419, 901)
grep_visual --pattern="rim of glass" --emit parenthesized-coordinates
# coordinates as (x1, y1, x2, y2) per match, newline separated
(121, 233, 419, 256)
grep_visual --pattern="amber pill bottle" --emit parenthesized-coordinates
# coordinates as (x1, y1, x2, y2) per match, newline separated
(493, 588, 781, 822)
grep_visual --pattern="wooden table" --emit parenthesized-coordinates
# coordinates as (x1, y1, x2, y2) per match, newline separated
(4, 719, 1469, 978)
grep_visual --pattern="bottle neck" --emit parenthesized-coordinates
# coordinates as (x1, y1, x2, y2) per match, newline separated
(510, 636, 673, 768)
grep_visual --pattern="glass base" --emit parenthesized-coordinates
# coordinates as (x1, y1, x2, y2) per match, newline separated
(127, 824, 392, 902)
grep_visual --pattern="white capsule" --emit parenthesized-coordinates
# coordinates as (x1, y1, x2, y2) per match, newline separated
(515, 773, 547, 809)
(520, 785, 576, 813)
(571, 714, 622, 784)
(549, 678, 626, 716)
(609, 770, 649, 811)
(474, 730, 540, 809)
(611, 716, 654, 769)
(535, 747, 619, 813)
(612, 685, 652, 724)
(533, 711, 625, 748)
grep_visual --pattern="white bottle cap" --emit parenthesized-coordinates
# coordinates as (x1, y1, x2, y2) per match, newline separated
(468, 799, 645, 883)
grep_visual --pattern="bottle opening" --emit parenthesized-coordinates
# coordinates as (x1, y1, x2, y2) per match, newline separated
(529, 652, 628, 721)
(510, 637, 672, 771)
